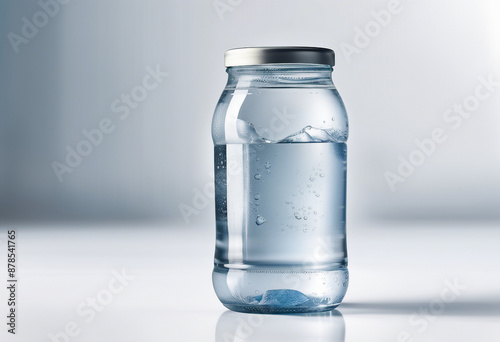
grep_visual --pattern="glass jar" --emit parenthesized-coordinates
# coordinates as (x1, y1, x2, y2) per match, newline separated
(212, 47, 349, 313)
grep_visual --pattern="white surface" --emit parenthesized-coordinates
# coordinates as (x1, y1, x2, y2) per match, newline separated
(1, 221, 499, 341)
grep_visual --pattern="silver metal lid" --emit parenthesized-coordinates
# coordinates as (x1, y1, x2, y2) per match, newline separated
(224, 46, 335, 67)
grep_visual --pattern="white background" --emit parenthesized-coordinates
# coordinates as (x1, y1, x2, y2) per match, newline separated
(1, 0, 499, 222)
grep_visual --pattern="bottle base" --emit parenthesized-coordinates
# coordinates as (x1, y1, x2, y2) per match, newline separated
(223, 303, 340, 314)
(213, 265, 348, 314)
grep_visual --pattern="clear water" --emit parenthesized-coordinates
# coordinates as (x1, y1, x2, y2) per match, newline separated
(213, 124, 348, 313)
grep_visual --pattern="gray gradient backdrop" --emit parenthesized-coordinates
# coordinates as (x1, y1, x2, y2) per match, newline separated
(1, 0, 499, 224)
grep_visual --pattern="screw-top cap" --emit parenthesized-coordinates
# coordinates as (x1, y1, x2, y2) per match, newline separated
(224, 46, 335, 67)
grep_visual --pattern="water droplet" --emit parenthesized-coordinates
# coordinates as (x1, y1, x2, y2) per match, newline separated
(254, 174, 262, 180)
(310, 177, 315, 182)
(264, 162, 271, 169)
(331, 117, 335, 121)
(294, 212, 302, 220)
(254, 194, 260, 200)
(320, 173, 325, 178)
(315, 193, 320, 197)
(304, 216, 308, 220)
(255, 290, 259, 294)
(255, 215, 266, 225)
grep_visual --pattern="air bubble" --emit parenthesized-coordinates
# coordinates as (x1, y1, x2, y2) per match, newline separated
(254, 174, 262, 180)
(315, 193, 320, 197)
(255, 215, 266, 225)
(264, 162, 271, 169)
(310, 177, 315, 182)
(304, 216, 308, 220)
(320, 173, 325, 178)
(254, 194, 260, 200)
(294, 212, 302, 220)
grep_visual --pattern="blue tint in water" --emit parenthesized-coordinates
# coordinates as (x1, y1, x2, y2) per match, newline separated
(257, 289, 310, 307)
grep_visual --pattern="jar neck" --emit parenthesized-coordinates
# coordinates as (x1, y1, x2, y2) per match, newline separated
(225, 64, 334, 89)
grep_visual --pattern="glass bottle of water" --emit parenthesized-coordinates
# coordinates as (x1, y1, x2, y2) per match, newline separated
(212, 47, 349, 313)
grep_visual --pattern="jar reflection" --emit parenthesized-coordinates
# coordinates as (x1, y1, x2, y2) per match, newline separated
(215, 309, 345, 342)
